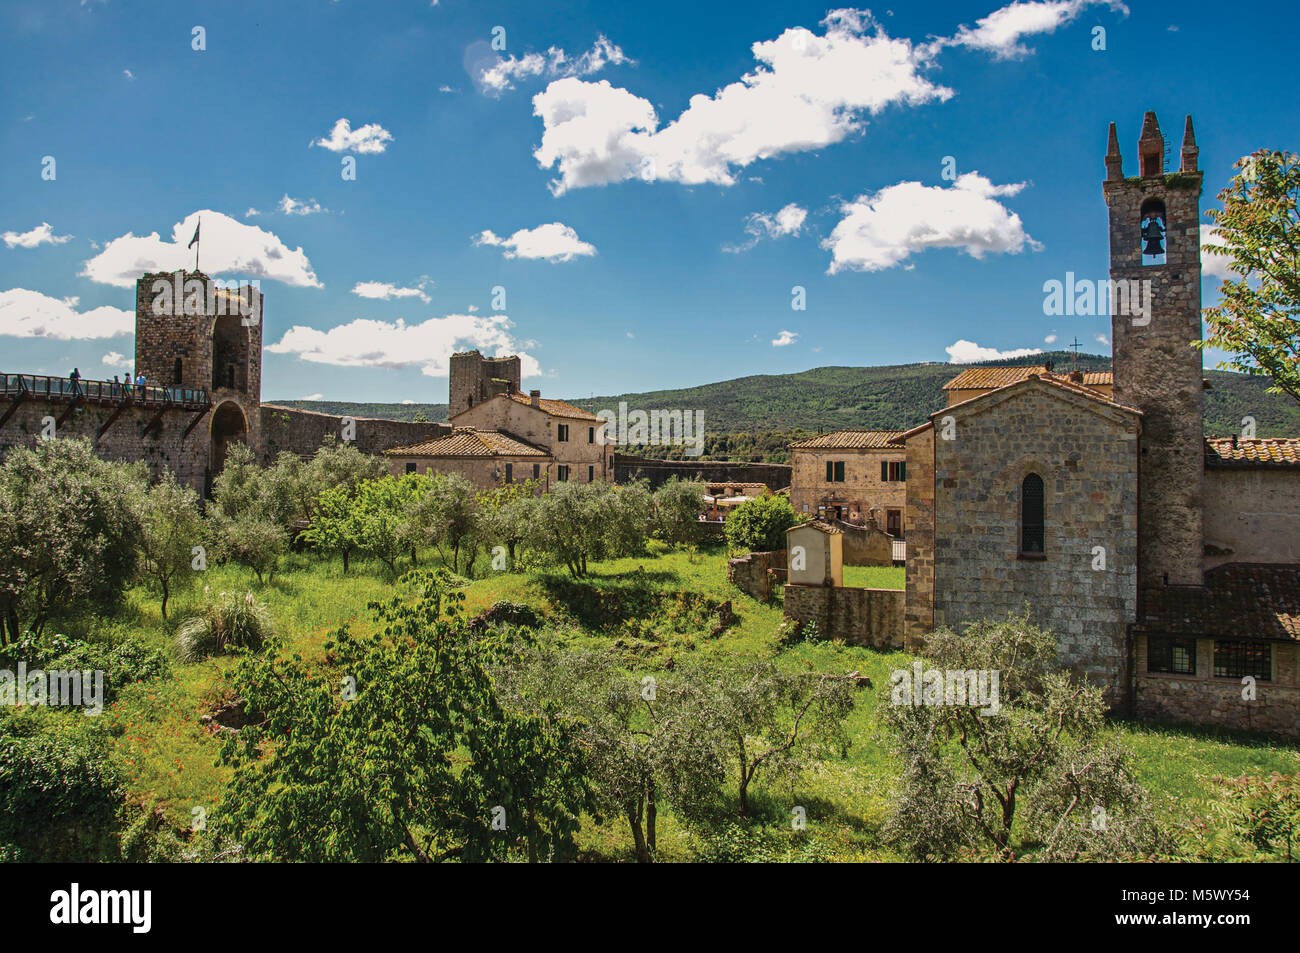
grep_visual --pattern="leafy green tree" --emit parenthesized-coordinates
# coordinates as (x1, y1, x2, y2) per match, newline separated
(677, 660, 857, 816)
(302, 438, 387, 516)
(723, 493, 799, 553)
(650, 477, 705, 546)
(477, 479, 540, 570)
(0, 438, 144, 643)
(353, 475, 425, 576)
(416, 473, 481, 574)
(215, 515, 287, 584)
(880, 614, 1166, 861)
(217, 570, 590, 862)
(495, 645, 722, 862)
(302, 482, 364, 573)
(527, 481, 649, 578)
(134, 471, 205, 619)
(1200, 150, 1300, 404)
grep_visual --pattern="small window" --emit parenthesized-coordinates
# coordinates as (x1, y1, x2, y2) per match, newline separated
(588, 465, 594, 482)
(588, 426, 595, 444)
(533, 463, 540, 479)
(884, 460, 906, 482)
(1213, 641, 1271, 681)
(1148, 636, 1196, 675)
(557, 465, 570, 482)
(405, 462, 417, 474)
(827, 461, 845, 483)
(558, 424, 569, 442)
(1021, 473, 1044, 554)
(504, 463, 513, 483)
(173, 358, 183, 385)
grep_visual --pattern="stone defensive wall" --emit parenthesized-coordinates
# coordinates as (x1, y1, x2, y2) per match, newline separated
(614, 453, 791, 492)
(258, 404, 450, 462)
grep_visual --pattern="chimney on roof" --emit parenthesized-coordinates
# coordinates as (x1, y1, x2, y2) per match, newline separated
(1044, 360, 1054, 373)
(1069, 369, 1084, 383)
(529, 389, 540, 408)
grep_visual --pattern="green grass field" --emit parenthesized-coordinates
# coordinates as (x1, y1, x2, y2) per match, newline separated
(45, 542, 1300, 862)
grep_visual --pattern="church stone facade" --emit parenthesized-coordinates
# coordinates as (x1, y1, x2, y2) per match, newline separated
(892, 111, 1300, 733)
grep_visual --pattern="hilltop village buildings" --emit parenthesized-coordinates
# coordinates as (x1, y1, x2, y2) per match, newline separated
(1, 111, 1298, 735)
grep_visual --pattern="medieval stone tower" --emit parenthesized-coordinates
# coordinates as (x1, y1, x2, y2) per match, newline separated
(448, 350, 521, 418)
(134, 271, 263, 481)
(1103, 111, 1205, 590)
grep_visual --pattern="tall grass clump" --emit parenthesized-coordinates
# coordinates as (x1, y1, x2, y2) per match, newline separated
(175, 591, 274, 663)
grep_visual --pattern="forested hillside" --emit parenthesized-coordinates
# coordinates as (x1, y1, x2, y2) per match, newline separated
(275, 351, 1300, 462)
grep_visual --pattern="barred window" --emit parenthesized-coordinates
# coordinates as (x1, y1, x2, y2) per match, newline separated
(1147, 636, 1196, 675)
(1213, 641, 1271, 681)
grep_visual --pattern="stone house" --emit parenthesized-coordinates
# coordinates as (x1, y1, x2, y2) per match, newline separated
(789, 430, 907, 535)
(383, 427, 550, 485)
(383, 351, 614, 489)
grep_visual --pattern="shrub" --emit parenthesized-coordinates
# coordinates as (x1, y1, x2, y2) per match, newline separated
(175, 591, 275, 663)
(0, 719, 124, 861)
(724, 493, 799, 552)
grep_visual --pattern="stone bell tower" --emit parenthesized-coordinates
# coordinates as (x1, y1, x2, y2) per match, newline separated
(1102, 111, 1205, 590)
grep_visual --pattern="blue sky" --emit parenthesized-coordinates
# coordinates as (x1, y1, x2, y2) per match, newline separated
(0, 0, 1293, 405)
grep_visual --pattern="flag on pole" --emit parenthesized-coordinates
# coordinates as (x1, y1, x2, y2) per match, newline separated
(188, 220, 200, 249)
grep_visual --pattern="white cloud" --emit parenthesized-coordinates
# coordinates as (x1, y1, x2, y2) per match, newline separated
(1200, 223, 1235, 280)
(532, 11, 951, 194)
(311, 118, 393, 154)
(725, 203, 807, 252)
(351, 280, 432, 303)
(101, 350, 133, 369)
(278, 195, 327, 216)
(0, 288, 133, 340)
(3, 222, 73, 248)
(300, 393, 324, 401)
(268, 313, 540, 379)
(473, 222, 597, 262)
(81, 210, 321, 288)
(945, 339, 1043, 364)
(772, 329, 799, 347)
(945, 0, 1129, 60)
(1044, 333, 1057, 344)
(123, 68, 135, 80)
(1095, 333, 1109, 346)
(822, 172, 1038, 273)
(480, 35, 631, 94)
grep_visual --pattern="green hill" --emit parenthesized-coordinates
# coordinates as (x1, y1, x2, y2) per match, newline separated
(273, 350, 1300, 462)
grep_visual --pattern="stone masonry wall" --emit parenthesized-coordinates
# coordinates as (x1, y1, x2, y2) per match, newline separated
(614, 454, 791, 492)
(835, 519, 895, 566)
(784, 584, 905, 649)
(0, 399, 208, 491)
(258, 404, 448, 463)
(1135, 636, 1300, 737)
(1203, 468, 1300, 569)
(727, 549, 786, 602)
(903, 427, 935, 650)
(930, 384, 1140, 701)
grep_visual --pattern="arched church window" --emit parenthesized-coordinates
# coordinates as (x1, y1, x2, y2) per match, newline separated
(1140, 198, 1167, 266)
(1021, 473, 1045, 554)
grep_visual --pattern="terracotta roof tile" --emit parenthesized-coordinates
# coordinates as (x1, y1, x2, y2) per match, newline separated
(386, 429, 549, 458)
(1206, 436, 1300, 468)
(506, 392, 601, 420)
(790, 430, 906, 450)
(1138, 564, 1300, 642)
(942, 365, 1113, 391)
